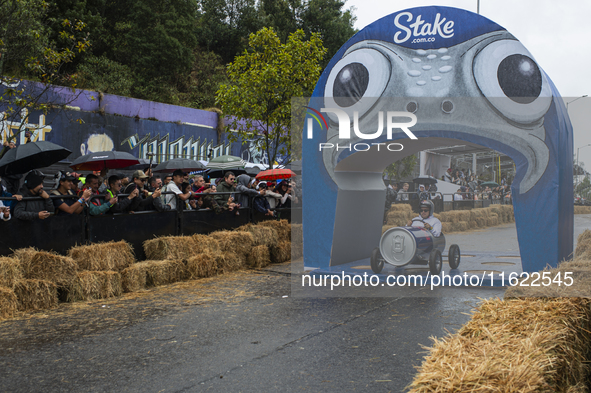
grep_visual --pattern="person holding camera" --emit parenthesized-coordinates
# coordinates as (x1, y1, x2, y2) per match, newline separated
(14, 170, 55, 221)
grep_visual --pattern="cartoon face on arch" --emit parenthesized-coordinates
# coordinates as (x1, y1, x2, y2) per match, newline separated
(320, 31, 553, 194)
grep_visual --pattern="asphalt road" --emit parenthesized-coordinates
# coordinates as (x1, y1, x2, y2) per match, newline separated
(0, 217, 588, 393)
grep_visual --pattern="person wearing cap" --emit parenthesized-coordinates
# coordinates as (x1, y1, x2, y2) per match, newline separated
(13, 170, 55, 220)
(165, 169, 192, 210)
(123, 169, 162, 211)
(106, 175, 140, 213)
(406, 200, 442, 237)
(50, 172, 92, 215)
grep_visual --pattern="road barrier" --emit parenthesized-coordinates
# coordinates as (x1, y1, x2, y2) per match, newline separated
(0, 192, 301, 258)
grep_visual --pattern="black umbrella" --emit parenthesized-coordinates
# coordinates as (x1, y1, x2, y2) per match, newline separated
(70, 151, 139, 171)
(412, 176, 438, 185)
(153, 158, 207, 173)
(207, 168, 247, 178)
(245, 166, 261, 176)
(0, 141, 71, 176)
(123, 158, 151, 170)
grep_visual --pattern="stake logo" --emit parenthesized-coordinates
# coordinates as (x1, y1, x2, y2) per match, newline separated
(393, 12, 455, 44)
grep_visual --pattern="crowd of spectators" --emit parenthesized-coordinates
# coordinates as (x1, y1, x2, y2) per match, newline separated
(0, 168, 301, 221)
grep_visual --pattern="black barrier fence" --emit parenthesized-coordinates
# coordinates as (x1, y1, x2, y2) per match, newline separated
(394, 192, 508, 213)
(0, 191, 301, 258)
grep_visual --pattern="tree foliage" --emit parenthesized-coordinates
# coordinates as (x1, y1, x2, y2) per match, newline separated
(0, 0, 90, 140)
(383, 154, 417, 181)
(1, 0, 357, 111)
(216, 27, 326, 165)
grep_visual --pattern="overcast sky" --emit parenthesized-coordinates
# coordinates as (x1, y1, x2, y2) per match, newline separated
(344, 0, 591, 170)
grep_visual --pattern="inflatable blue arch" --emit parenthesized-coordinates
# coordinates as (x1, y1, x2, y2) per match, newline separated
(302, 6, 573, 273)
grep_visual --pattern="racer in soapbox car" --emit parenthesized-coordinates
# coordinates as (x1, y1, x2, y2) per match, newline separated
(370, 200, 460, 275)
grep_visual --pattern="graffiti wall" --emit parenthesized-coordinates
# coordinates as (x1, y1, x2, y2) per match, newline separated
(0, 81, 273, 166)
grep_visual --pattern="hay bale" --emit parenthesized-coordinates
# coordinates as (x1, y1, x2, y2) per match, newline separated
(388, 204, 412, 212)
(575, 230, 591, 259)
(21, 251, 78, 286)
(438, 212, 453, 223)
(409, 298, 591, 393)
(469, 220, 478, 229)
(505, 257, 591, 298)
(475, 217, 487, 227)
(441, 222, 452, 233)
(486, 215, 499, 226)
(143, 235, 197, 261)
(209, 231, 254, 257)
(0, 286, 18, 319)
(191, 234, 221, 253)
(574, 206, 591, 214)
(270, 241, 291, 264)
(456, 221, 470, 232)
(121, 264, 147, 293)
(386, 211, 412, 226)
(217, 251, 245, 273)
(13, 279, 58, 311)
(246, 245, 271, 269)
(144, 260, 187, 287)
(66, 271, 123, 301)
(186, 253, 219, 279)
(12, 247, 39, 268)
(68, 241, 135, 271)
(456, 210, 471, 222)
(0, 257, 23, 289)
(257, 219, 291, 242)
(235, 224, 279, 247)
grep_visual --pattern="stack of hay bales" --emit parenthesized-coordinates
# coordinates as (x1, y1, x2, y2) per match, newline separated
(574, 205, 591, 214)
(386, 204, 414, 226)
(10, 249, 77, 311)
(143, 235, 199, 261)
(410, 227, 591, 392)
(257, 220, 292, 264)
(66, 241, 135, 300)
(0, 256, 22, 318)
(236, 224, 278, 268)
(209, 230, 254, 271)
(408, 297, 591, 392)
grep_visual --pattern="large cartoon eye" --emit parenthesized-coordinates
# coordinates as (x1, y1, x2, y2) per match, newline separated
(324, 48, 391, 121)
(473, 39, 551, 123)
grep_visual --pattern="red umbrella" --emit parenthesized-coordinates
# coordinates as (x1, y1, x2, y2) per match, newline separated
(256, 168, 296, 181)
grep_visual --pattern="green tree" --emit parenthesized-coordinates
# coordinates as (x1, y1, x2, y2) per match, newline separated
(197, 0, 261, 64)
(216, 27, 326, 166)
(0, 0, 90, 144)
(300, 0, 357, 67)
(383, 154, 417, 181)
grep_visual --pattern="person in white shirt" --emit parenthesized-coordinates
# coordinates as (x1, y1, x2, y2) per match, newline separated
(406, 200, 442, 237)
(165, 169, 192, 210)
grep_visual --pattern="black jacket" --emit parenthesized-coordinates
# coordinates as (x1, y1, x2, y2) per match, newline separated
(13, 186, 55, 221)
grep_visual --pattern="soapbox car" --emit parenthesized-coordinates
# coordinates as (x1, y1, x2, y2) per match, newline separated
(370, 217, 461, 275)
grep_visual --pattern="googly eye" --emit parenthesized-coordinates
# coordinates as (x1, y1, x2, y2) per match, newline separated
(324, 48, 391, 121)
(473, 39, 551, 123)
